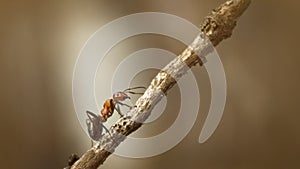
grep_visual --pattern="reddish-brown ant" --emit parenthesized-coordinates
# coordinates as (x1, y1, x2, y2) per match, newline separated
(86, 86, 146, 141)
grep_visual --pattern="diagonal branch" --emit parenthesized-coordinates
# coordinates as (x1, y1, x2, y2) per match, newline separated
(68, 0, 251, 168)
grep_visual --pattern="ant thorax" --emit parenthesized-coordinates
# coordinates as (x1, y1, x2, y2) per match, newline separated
(101, 99, 115, 120)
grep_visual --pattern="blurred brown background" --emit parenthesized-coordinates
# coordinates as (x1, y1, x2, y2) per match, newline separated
(0, 0, 299, 169)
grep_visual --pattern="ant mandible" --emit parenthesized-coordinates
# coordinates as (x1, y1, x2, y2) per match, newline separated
(86, 86, 146, 141)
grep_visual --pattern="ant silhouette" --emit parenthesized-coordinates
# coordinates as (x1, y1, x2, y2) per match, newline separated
(86, 86, 146, 142)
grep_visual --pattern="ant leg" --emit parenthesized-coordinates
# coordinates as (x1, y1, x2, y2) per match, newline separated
(116, 101, 132, 108)
(86, 111, 97, 131)
(114, 104, 124, 117)
(123, 86, 146, 92)
(101, 123, 111, 136)
(86, 110, 98, 120)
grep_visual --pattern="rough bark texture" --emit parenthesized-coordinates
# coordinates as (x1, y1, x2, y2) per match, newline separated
(68, 0, 251, 168)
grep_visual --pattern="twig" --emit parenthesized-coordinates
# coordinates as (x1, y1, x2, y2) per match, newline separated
(68, 0, 251, 168)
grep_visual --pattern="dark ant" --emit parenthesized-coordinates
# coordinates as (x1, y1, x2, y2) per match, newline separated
(86, 86, 146, 142)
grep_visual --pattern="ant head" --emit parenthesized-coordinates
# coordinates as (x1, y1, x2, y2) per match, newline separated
(113, 92, 130, 102)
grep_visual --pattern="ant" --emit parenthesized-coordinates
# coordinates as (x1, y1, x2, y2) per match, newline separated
(86, 86, 146, 142)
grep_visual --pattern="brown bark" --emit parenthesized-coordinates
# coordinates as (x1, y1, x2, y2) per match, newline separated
(68, 0, 251, 168)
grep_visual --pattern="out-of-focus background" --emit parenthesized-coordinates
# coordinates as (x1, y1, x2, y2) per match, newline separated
(0, 0, 299, 168)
